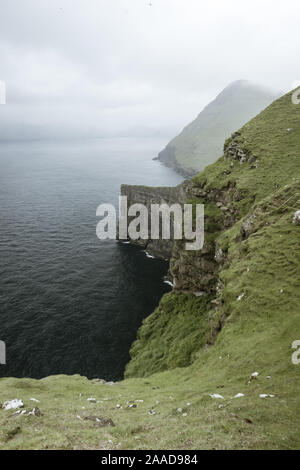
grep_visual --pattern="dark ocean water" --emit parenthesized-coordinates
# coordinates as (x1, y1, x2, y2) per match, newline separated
(0, 138, 182, 380)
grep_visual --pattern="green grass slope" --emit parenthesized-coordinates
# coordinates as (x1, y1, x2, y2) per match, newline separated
(126, 88, 300, 377)
(0, 90, 299, 450)
(158, 80, 281, 175)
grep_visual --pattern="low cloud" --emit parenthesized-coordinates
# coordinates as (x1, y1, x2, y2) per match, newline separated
(0, 0, 299, 142)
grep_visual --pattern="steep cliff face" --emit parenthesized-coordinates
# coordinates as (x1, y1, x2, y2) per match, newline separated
(120, 182, 189, 259)
(1, 91, 300, 451)
(157, 80, 281, 176)
(125, 89, 300, 378)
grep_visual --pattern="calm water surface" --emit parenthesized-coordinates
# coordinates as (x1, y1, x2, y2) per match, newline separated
(0, 138, 182, 380)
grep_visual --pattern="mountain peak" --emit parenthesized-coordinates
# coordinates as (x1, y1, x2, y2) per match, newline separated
(157, 81, 282, 176)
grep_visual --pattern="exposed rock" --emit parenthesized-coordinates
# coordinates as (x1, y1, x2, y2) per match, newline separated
(2, 399, 24, 411)
(214, 246, 225, 264)
(293, 210, 300, 225)
(259, 394, 275, 399)
(120, 181, 189, 259)
(10, 407, 43, 417)
(92, 379, 106, 385)
(240, 214, 257, 239)
(154, 145, 196, 177)
(120, 176, 240, 294)
(30, 398, 40, 403)
(247, 371, 259, 384)
(224, 133, 258, 168)
(83, 416, 115, 427)
(170, 244, 217, 293)
(27, 407, 43, 417)
(127, 403, 137, 409)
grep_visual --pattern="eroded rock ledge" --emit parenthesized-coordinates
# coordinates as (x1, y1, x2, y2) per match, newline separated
(120, 173, 239, 297)
(120, 181, 189, 259)
(120, 134, 255, 296)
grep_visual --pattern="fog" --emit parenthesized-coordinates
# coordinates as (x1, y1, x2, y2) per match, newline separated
(0, 0, 300, 142)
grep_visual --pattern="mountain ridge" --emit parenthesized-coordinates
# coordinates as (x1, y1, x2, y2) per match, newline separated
(157, 80, 282, 176)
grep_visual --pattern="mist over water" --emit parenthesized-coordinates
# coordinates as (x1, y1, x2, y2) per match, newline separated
(0, 138, 182, 380)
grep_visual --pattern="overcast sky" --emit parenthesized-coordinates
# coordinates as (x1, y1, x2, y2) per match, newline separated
(0, 0, 300, 142)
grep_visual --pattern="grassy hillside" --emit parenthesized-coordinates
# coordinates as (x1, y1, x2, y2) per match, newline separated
(0, 90, 299, 450)
(126, 88, 300, 377)
(157, 80, 281, 175)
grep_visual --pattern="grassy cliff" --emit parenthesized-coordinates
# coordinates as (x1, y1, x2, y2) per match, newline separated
(125, 88, 300, 378)
(157, 80, 281, 175)
(0, 90, 299, 450)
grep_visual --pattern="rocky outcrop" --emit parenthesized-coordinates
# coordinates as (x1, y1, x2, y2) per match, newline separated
(224, 131, 259, 169)
(120, 182, 189, 259)
(154, 146, 196, 178)
(124, 89, 300, 382)
(293, 210, 300, 225)
(120, 174, 239, 295)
